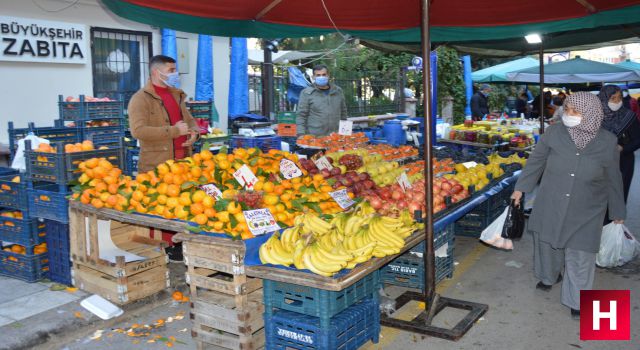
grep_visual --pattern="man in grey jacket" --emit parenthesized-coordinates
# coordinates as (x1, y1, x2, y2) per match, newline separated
(296, 64, 348, 136)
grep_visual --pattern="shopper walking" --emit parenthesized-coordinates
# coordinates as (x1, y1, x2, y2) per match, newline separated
(599, 85, 640, 202)
(511, 92, 626, 319)
(470, 84, 492, 121)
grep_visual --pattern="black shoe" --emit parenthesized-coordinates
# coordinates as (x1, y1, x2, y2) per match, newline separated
(556, 274, 563, 284)
(536, 281, 552, 292)
(165, 244, 183, 262)
(571, 308, 580, 320)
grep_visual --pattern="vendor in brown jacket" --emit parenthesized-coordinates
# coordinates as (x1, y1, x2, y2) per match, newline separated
(128, 55, 199, 173)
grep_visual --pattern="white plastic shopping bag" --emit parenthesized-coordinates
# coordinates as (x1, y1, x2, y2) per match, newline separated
(11, 133, 50, 171)
(480, 207, 513, 250)
(596, 223, 640, 268)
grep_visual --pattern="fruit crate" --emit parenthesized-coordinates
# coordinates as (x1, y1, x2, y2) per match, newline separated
(454, 196, 506, 238)
(0, 167, 18, 177)
(0, 174, 30, 211)
(83, 124, 125, 146)
(125, 147, 139, 176)
(277, 124, 297, 137)
(265, 297, 380, 350)
(0, 246, 49, 282)
(409, 223, 454, 254)
(263, 270, 380, 328)
(231, 136, 281, 153)
(27, 184, 70, 223)
(8, 121, 81, 160)
(186, 100, 214, 119)
(177, 232, 265, 350)
(381, 245, 454, 290)
(44, 220, 71, 285)
(276, 112, 296, 124)
(24, 140, 123, 185)
(58, 95, 124, 121)
(0, 216, 46, 247)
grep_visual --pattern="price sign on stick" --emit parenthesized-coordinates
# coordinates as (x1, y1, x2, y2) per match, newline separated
(314, 156, 333, 171)
(280, 159, 302, 179)
(199, 183, 223, 200)
(338, 120, 353, 136)
(243, 209, 280, 236)
(397, 172, 412, 192)
(330, 189, 356, 209)
(462, 161, 478, 169)
(233, 164, 258, 189)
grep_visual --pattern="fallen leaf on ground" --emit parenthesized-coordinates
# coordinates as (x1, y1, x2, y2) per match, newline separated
(49, 284, 67, 291)
(65, 287, 78, 292)
(178, 328, 188, 333)
(74, 312, 84, 319)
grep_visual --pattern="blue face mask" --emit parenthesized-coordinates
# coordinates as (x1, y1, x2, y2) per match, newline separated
(160, 71, 180, 88)
(315, 76, 329, 87)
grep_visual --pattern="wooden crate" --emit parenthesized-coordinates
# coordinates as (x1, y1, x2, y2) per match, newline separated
(176, 233, 265, 350)
(69, 207, 170, 305)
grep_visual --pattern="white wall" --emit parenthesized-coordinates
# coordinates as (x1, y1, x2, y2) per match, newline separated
(0, 0, 230, 143)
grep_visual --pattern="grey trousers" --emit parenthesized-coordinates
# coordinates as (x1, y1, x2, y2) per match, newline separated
(533, 232, 597, 310)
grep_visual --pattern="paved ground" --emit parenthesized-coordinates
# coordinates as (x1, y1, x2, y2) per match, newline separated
(0, 152, 637, 350)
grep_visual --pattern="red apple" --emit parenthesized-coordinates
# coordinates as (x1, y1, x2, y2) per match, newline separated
(391, 191, 403, 201)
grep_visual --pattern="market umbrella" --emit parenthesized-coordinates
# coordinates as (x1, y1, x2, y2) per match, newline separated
(472, 57, 539, 83)
(506, 57, 640, 83)
(616, 59, 640, 71)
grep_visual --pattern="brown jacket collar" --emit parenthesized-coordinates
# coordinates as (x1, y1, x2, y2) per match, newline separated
(142, 80, 186, 101)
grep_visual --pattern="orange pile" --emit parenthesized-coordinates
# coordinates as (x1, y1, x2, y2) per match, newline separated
(361, 144, 418, 161)
(72, 148, 346, 239)
(297, 132, 368, 149)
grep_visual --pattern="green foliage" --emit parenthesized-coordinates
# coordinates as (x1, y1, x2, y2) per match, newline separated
(436, 47, 466, 124)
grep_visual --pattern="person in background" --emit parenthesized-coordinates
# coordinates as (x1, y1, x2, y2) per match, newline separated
(621, 88, 640, 120)
(470, 84, 492, 121)
(531, 91, 553, 119)
(296, 64, 348, 136)
(599, 85, 640, 202)
(515, 91, 529, 117)
(511, 92, 625, 320)
(549, 92, 568, 124)
(128, 55, 199, 261)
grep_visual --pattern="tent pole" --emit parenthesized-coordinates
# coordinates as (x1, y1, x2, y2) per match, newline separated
(380, 0, 488, 340)
(262, 42, 274, 119)
(539, 45, 545, 134)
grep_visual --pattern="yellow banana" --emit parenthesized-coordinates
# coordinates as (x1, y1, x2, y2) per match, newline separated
(259, 240, 292, 266)
(372, 244, 401, 258)
(269, 235, 294, 266)
(304, 214, 332, 236)
(370, 217, 406, 248)
(347, 241, 376, 257)
(304, 246, 343, 276)
(293, 241, 307, 269)
(313, 244, 349, 268)
(294, 215, 305, 226)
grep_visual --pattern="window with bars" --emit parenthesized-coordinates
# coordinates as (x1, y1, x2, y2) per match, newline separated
(90, 27, 152, 109)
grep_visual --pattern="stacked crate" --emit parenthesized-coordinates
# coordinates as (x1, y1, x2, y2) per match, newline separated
(263, 271, 380, 350)
(58, 95, 125, 147)
(186, 100, 215, 135)
(381, 224, 455, 291)
(178, 233, 264, 350)
(276, 112, 296, 137)
(8, 121, 81, 162)
(0, 172, 49, 282)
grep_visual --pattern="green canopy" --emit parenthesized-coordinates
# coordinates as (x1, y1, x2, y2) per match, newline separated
(472, 57, 539, 82)
(507, 57, 640, 83)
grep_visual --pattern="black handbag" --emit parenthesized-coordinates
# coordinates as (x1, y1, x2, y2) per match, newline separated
(501, 198, 525, 240)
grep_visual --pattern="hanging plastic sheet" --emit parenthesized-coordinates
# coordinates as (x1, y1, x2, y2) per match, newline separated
(286, 67, 310, 105)
(228, 38, 249, 116)
(195, 34, 213, 101)
(462, 55, 473, 116)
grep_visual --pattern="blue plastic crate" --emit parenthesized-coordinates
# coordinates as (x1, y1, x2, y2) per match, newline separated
(454, 199, 505, 238)
(0, 174, 30, 211)
(265, 298, 380, 350)
(25, 141, 123, 185)
(44, 220, 71, 285)
(231, 136, 281, 153)
(263, 270, 379, 328)
(82, 124, 125, 146)
(410, 223, 454, 254)
(28, 184, 70, 223)
(58, 95, 124, 121)
(381, 245, 454, 290)
(8, 121, 81, 161)
(0, 215, 46, 247)
(0, 167, 18, 177)
(0, 247, 49, 282)
(125, 148, 139, 176)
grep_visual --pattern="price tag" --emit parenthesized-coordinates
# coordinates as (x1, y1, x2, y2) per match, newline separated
(397, 172, 412, 192)
(280, 159, 302, 179)
(199, 183, 223, 200)
(329, 189, 356, 209)
(338, 120, 353, 136)
(243, 208, 280, 236)
(462, 161, 478, 169)
(233, 164, 259, 189)
(314, 156, 333, 171)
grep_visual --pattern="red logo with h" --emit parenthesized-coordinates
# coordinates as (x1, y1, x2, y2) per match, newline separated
(580, 290, 630, 341)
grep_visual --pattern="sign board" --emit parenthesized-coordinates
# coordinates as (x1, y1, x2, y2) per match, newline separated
(397, 172, 412, 192)
(314, 156, 333, 171)
(233, 165, 258, 189)
(338, 120, 353, 136)
(280, 159, 302, 179)
(199, 183, 223, 200)
(329, 189, 356, 209)
(243, 208, 280, 236)
(462, 161, 478, 169)
(0, 16, 88, 64)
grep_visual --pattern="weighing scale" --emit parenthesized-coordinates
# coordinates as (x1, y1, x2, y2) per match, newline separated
(235, 122, 276, 137)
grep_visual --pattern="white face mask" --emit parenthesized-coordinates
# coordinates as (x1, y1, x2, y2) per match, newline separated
(622, 91, 629, 98)
(562, 115, 581, 128)
(608, 101, 623, 111)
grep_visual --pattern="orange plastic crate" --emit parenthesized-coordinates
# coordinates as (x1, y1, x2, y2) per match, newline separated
(277, 124, 297, 136)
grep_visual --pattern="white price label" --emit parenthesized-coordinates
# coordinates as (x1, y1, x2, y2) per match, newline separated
(280, 159, 302, 179)
(199, 183, 223, 200)
(397, 172, 412, 192)
(338, 120, 353, 136)
(329, 189, 356, 209)
(314, 156, 334, 171)
(243, 208, 280, 236)
(233, 164, 259, 189)
(462, 161, 478, 169)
